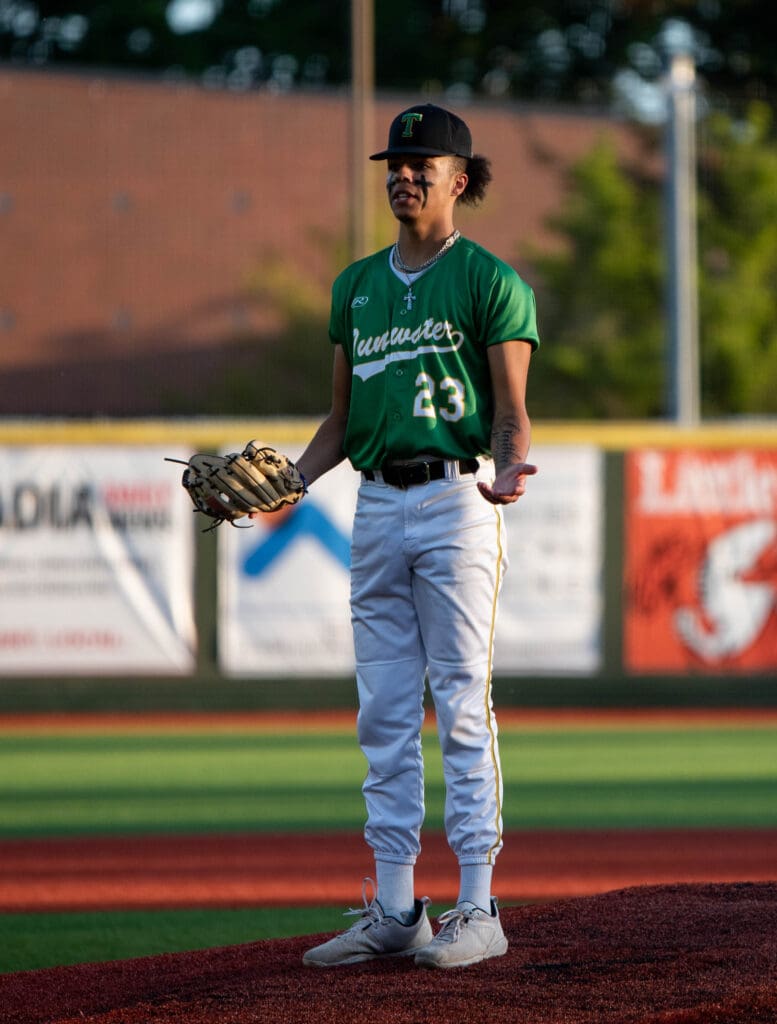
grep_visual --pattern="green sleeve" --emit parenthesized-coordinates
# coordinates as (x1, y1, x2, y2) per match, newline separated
(482, 267, 540, 350)
(328, 274, 347, 348)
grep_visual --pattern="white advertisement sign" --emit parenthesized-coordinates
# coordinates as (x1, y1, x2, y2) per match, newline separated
(219, 449, 359, 677)
(0, 447, 196, 674)
(494, 445, 604, 674)
(219, 445, 603, 677)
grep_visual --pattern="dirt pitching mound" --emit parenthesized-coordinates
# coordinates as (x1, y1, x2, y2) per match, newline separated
(2, 882, 776, 1024)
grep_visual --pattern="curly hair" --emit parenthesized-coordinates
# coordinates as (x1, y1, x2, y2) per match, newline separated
(452, 154, 492, 207)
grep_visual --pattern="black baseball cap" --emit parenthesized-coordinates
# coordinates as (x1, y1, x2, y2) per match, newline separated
(369, 104, 472, 161)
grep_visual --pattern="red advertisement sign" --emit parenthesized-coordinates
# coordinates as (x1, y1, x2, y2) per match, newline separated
(624, 449, 777, 673)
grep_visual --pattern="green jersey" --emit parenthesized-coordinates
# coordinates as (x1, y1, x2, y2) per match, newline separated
(328, 236, 540, 470)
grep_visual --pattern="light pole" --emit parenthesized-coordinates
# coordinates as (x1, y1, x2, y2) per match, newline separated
(350, 0, 375, 262)
(663, 23, 700, 425)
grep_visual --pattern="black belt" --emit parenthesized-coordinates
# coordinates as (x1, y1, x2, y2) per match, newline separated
(362, 458, 479, 489)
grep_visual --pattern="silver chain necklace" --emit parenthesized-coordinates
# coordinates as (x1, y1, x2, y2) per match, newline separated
(393, 229, 461, 275)
(393, 230, 460, 313)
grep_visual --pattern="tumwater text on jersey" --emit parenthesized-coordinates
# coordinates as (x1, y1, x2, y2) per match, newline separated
(352, 318, 464, 358)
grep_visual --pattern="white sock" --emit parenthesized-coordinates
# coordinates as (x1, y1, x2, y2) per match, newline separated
(375, 860, 415, 921)
(457, 863, 493, 914)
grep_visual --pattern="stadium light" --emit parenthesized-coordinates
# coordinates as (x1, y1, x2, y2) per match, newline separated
(662, 20, 700, 425)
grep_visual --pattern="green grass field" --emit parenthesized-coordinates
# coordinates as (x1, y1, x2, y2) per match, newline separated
(3, 721, 777, 836)
(2, 715, 776, 973)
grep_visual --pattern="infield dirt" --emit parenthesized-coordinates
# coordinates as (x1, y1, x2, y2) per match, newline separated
(2, 882, 777, 1024)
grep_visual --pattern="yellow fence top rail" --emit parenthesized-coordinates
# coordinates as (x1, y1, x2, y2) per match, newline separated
(0, 418, 776, 449)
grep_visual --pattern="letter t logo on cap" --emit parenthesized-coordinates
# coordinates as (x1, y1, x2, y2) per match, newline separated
(400, 112, 423, 137)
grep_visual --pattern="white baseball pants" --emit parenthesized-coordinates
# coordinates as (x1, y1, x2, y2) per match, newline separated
(350, 472, 507, 868)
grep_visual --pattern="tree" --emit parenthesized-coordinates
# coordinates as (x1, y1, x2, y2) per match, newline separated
(698, 102, 777, 416)
(3, 1, 776, 110)
(527, 136, 665, 418)
(527, 103, 777, 419)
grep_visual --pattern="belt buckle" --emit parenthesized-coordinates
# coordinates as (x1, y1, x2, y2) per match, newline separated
(392, 462, 432, 488)
(410, 462, 433, 486)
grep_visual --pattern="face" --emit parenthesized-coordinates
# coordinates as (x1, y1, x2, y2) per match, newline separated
(385, 155, 466, 223)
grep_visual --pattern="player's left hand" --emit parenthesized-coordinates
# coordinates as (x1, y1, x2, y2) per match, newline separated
(170, 442, 306, 530)
(477, 462, 538, 505)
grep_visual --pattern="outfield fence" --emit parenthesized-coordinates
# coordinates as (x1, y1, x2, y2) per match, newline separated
(1, 418, 776, 710)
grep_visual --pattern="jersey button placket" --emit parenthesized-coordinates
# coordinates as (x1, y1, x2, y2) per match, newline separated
(385, 356, 404, 449)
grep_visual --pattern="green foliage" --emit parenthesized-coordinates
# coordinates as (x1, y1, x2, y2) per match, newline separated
(698, 103, 777, 415)
(529, 105, 777, 418)
(528, 137, 665, 417)
(10, 2, 777, 108)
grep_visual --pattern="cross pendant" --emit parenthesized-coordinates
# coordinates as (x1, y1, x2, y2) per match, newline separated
(403, 286, 416, 311)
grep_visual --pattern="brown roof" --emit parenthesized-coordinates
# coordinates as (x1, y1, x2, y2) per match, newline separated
(0, 68, 655, 416)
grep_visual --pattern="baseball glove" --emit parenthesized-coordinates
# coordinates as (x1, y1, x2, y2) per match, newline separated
(169, 441, 306, 530)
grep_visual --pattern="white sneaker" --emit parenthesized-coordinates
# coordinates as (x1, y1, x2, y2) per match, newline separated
(302, 878, 433, 967)
(414, 899, 508, 969)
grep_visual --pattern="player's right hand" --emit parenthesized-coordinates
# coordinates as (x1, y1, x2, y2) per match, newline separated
(477, 463, 538, 505)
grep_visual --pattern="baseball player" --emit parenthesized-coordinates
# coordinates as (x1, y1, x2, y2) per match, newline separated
(293, 103, 539, 968)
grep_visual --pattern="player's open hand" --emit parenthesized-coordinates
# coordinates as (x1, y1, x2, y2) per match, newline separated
(477, 462, 538, 505)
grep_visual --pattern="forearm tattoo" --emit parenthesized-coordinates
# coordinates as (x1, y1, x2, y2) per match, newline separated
(492, 427, 527, 471)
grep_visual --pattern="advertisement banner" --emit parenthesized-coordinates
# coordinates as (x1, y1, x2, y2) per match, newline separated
(219, 445, 603, 677)
(219, 450, 359, 677)
(0, 447, 196, 674)
(624, 449, 777, 673)
(495, 445, 604, 674)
